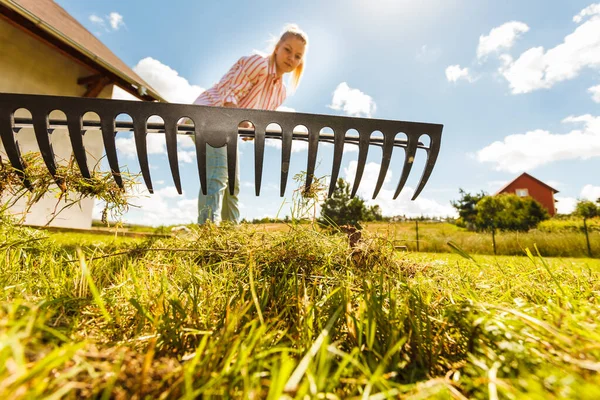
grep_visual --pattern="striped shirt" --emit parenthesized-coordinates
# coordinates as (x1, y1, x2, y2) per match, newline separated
(192, 54, 286, 111)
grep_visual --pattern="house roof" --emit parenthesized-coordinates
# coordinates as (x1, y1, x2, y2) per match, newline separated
(496, 172, 559, 195)
(0, 0, 165, 102)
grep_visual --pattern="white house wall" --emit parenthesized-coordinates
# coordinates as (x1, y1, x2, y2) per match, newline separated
(0, 17, 113, 229)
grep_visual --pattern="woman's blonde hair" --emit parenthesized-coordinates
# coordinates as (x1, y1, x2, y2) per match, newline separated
(273, 24, 308, 92)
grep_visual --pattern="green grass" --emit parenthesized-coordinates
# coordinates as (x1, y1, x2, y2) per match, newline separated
(364, 221, 600, 258)
(47, 231, 142, 247)
(1, 214, 599, 399)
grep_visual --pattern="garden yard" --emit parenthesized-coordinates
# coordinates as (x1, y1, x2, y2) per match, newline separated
(1, 213, 599, 398)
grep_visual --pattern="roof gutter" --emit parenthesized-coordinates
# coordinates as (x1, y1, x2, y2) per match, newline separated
(1, 0, 167, 103)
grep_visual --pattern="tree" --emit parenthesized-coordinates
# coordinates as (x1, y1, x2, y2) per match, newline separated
(364, 204, 383, 222)
(474, 194, 550, 254)
(451, 188, 487, 230)
(574, 199, 599, 257)
(574, 200, 599, 220)
(473, 195, 504, 254)
(320, 179, 371, 227)
(499, 195, 550, 232)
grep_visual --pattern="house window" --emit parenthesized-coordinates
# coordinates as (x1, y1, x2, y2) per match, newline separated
(515, 188, 529, 197)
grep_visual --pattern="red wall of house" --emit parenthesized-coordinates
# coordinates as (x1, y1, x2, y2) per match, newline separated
(499, 175, 556, 216)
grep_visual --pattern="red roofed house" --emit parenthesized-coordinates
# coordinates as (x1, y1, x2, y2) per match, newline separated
(496, 172, 559, 216)
(0, 0, 164, 228)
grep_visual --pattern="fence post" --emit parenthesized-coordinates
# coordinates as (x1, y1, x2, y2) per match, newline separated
(584, 218, 592, 257)
(416, 220, 420, 252)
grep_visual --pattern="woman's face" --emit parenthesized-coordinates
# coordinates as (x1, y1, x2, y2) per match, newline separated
(274, 36, 306, 76)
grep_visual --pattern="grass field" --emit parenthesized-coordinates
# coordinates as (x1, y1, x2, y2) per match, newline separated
(364, 221, 600, 258)
(90, 217, 600, 259)
(1, 214, 599, 399)
(242, 220, 600, 258)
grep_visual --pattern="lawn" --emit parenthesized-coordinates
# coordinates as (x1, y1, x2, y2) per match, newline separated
(1, 218, 599, 398)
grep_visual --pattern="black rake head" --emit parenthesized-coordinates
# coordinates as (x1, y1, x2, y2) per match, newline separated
(0, 92, 443, 200)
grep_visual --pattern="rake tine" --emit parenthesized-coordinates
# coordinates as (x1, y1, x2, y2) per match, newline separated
(195, 130, 207, 195)
(372, 132, 394, 199)
(132, 117, 153, 193)
(305, 125, 319, 192)
(253, 123, 265, 196)
(280, 125, 293, 197)
(100, 114, 123, 188)
(0, 111, 31, 188)
(226, 134, 237, 195)
(327, 127, 345, 197)
(164, 117, 182, 194)
(32, 112, 63, 187)
(66, 112, 91, 178)
(412, 132, 441, 200)
(350, 130, 370, 198)
(393, 134, 418, 199)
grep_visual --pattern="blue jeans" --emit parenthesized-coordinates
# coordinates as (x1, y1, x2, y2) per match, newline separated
(197, 145, 240, 225)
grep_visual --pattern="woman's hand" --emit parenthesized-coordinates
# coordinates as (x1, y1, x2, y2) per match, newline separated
(239, 121, 254, 141)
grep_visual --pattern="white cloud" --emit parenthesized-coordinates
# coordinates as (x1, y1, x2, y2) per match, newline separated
(89, 12, 124, 32)
(445, 65, 473, 83)
(573, 3, 600, 23)
(108, 12, 125, 30)
(94, 183, 197, 226)
(555, 184, 600, 214)
(177, 150, 196, 163)
(177, 135, 195, 149)
(589, 84, 600, 102)
(416, 45, 441, 63)
(328, 82, 376, 118)
(133, 57, 205, 104)
(115, 135, 137, 158)
(487, 180, 509, 191)
(500, 5, 600, 93)
(545, 180, 562, 190)
(555, 196, 578, 214)
(581, 184, 600, 201)
(343, 161, 456, 218)
(476, 114, 600, 172)
(126, 186, 196, 225)
(89, 14, 104, 26)
(477, 21, 529, 60)
(111, 86, 138, 101)
(146, 134, 167, 154)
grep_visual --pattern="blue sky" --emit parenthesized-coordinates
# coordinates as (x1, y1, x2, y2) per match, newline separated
(56, 0, 600, 226)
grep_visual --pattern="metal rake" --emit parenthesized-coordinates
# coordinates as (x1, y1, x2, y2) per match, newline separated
(0, 92, 443, 199)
